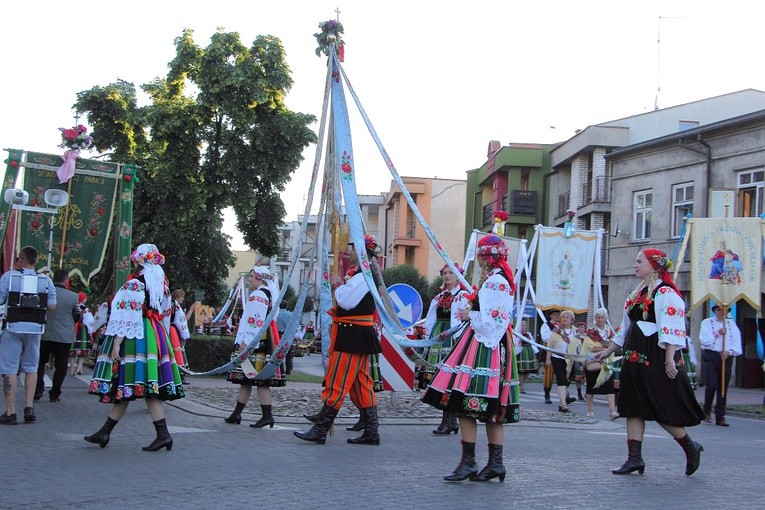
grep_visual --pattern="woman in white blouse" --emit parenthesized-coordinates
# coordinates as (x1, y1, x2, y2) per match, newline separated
(596, 248, 704, 476)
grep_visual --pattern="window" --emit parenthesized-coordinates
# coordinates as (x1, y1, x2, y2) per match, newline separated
(520, 169, 530, 191)
(738, 169, 765, 217)
(679, 120, 699, 131)
(472, 191, 482, 229)
(633, 190, 652, 241)
(671, 183, 694, 237)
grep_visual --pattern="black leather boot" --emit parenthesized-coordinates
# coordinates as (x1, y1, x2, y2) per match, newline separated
(473, 443, 506, 482)
(577, 388, 584, 401)
(444, 441, 478, 482)
(346, 414, 365, 432)
(433, 411, 459, 435)
(84, 417, 119, 448)
(544, 388, 552, 404)
(347, 407, 380, 445)
(303, 407, 325, 423)
(675, 434, 703, 476)
(294, 405, 338, 444)
(142, 418, 173, 451)
(612, 439, 645, 475)
(250, 404, 275, 428)
(224, 401, 246, 424)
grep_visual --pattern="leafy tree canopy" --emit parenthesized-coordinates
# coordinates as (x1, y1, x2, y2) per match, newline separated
(73, 29, 317, 305)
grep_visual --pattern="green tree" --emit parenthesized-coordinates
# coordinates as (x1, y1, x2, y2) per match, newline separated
(381, 264, 429, 320)
(426, 275, 444, 303)
(73, 30, 316, 306)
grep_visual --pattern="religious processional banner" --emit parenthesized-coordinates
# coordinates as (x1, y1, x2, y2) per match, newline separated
(687, 217, 765, 310)
(535, 226, 598, 313)
(19, 152, 120, 284)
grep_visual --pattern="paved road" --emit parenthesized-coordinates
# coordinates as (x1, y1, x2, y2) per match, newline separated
(2, 358, 764, 509)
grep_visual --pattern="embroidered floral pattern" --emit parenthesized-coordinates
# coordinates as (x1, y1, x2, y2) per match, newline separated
(489, 306, 510, 324)
(625, 349, 649, 366)
(340, 150, 353, 181)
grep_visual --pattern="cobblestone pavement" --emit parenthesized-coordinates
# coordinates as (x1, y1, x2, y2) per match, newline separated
(2, 365, 763, 509)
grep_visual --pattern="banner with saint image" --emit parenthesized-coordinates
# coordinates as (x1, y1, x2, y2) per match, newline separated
(687, 217, 765, 310)
(535, 226, 598, 313)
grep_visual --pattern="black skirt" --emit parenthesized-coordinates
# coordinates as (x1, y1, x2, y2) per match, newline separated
(617, 289, 704, 426)
(584, 367, 614, 395)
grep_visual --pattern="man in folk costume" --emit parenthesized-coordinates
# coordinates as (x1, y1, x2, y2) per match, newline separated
(539, 308, 562, 404)
(699, 304, 742, 427)
(294, 234, 383, 445)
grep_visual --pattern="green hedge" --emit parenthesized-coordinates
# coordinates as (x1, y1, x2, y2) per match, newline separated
(184, 335, 236, 372)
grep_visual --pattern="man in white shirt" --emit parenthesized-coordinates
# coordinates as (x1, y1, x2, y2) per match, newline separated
(698, 304, 743, 427)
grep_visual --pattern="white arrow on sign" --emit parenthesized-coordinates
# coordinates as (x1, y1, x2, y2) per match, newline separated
(389, 290, 413, 324)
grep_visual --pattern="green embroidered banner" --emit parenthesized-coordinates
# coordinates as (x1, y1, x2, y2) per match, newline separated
(19, 151, 120, 284)
(115, 164, 136, 288)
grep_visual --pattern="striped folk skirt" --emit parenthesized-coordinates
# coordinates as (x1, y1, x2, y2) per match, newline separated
(89, 316, 184, 403)
(422, 326, 520, 424)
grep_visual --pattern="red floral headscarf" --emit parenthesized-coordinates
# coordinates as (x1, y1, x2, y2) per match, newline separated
(642, 248, 680, 295)
(477, 234, 516, 294)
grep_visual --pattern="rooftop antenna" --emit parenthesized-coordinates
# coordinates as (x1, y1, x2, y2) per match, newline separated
(656, 16, 685, 111)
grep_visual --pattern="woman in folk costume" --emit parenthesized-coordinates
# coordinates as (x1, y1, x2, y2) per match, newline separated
(416, 263, 469, 435)
(169, 289, 191, 380)
(70, 292, 95, 376)
(581, 308, 618, 419)
(422, 234, 519, 483)
(84, 243, 184, 451)
(595, 248, 704, 476)
(224, 265, 285, 428)
(515, 319, 539, 394)
(545, 310, 579, 413)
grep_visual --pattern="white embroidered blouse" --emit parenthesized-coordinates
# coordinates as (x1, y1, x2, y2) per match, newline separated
(235, 286, 271, 347)
(105, 277, 171, 339)
(467, 268, 514, 349)
(423, 286, 469, 337)
(613, 285, 686, 349)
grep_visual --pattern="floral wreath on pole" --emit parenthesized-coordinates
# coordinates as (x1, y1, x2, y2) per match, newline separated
(56, 124, 93, 183)
(314, 19, 345, 60)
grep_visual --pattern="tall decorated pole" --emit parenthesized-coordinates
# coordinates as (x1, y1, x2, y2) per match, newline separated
(1, 149, 23, 269)
(115, 164, 137, 288)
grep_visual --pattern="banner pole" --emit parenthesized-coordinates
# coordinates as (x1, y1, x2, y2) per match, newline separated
(721, 304, 728, 398)
(57, 177, 74, 268)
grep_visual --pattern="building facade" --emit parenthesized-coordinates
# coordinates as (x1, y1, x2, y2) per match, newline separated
(382, 177, 466, 277)
(605, 109, 765, 389)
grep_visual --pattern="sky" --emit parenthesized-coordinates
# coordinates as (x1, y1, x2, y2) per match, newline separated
(2, 1, 763, 251)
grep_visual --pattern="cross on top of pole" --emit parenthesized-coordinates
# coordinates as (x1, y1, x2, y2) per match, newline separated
(335, 7, 341, 21)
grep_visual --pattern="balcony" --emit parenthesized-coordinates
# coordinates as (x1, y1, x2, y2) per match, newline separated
(557, 191, 570, 218)
(580, 176, 611, 207)
(393, 220, 421, 247)
(510, 190, 537, 215)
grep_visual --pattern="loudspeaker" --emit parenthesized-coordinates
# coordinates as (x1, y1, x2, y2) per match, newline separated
(3, 188, 29, 205)
(44, 189, 69, 207)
